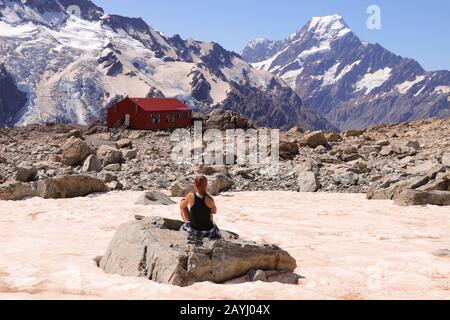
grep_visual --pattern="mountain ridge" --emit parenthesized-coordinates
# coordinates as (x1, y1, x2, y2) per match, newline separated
(242, 15, 450, 130)
(0, 0, 336, 131)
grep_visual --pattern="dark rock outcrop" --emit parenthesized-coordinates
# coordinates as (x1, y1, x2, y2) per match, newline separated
(0, 65, 27, 127)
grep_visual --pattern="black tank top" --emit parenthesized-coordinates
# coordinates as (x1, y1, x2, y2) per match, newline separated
(190, 193, 214, 231)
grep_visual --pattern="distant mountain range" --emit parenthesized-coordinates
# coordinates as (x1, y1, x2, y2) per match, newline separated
(0, 0, 334, 131)
(242, 15, 450, 130)
(0, 2, 449, 131)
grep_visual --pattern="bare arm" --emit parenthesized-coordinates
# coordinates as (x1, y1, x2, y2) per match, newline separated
(205, 196, 217, 215)
(179, 193, 194, 222)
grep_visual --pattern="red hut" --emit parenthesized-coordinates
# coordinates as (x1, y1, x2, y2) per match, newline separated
(107, 97, 193, 130)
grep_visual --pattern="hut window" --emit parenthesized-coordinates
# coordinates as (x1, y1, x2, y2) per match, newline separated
(151, 113, 160, 124)
(166, 112, 177, 123)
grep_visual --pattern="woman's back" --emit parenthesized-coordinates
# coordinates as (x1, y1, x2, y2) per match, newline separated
(189, 193, 214, 231)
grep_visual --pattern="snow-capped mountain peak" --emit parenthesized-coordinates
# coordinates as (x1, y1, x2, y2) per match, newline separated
(306, 14, 351, 39)
(242, 15, 450, 130)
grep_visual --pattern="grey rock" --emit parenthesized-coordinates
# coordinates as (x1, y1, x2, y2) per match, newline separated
(81, 154, 102, 173)
(115, 139, 133, 149)
(333, 170, 359, 186)
(442, 153, 450, 167)
(123, 149, 137, 160)
(99, 217, 297, 287)
(297, 171, 320, 192)
(304, 131, 328, 148)
(15, 162, 38, 182)
(67, 129, 82, 139)
(170, 177, 195, 197)
(103, 163, 121, 171)
(106, 180, 123, 191)
(207, 174, 234, 195)
(279, 141, 299, 160)
(0, 181, 37, 201)
(62, 137, 93, 166)
(36, 175, 107, 199)
(97, 145, 123, 166)
(135, 190, 176, 206)
(394, 189, 450, 206)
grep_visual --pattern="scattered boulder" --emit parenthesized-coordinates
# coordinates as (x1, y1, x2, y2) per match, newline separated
(122, 149, 137, 160)
(15, 162, 38, 182)
(207, 174, 234, 195)
(67, 129, 82, 139)
(297, 171, 320, 192)
(332, 170, 359, 186)
(442, 154, 450, 167)
(62, 137, 93, 166)
(135, 190, 176, 206)
(304, 131, 328, 148)
(115, 139, 133, 149)
(379, 144, 400, 157)
(170, 177, 195, 197)
(344, 129, 365, 138)
(36, 175, 107, 199)
(81, 155, 102, 173)
(103, 163, 121, 171)
(106, 180, 123, 191)
(394, 189, 450, 206)
(198, 165, 228, 176)
(99, 216, 297, 287)
(416, 173, 449, 192)
(324, 131, 342, 142)
(0, 181, 37, 201)
(288, 126, 303, 134)
(205, 110, 255, 130)
(97, 145, 123, 166)
(279, 141, 299, 160)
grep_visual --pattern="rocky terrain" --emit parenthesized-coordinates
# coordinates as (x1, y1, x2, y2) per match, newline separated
(1, 113, 449, 205)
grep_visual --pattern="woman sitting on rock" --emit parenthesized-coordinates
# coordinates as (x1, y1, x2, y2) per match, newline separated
(179, 175, 222, 240)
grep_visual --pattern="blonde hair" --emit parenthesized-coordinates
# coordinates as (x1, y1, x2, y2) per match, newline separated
(194, 175, 208, 196)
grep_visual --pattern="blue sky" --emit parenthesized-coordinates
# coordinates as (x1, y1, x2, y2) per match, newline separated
(94, 0, 450, 71)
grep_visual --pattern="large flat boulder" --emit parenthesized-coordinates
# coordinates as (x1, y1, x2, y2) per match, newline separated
(394, 189, 450, 206)
(100, 216, 297, 287)
(0, 181, 37, 201)
(36, 175, 107, 199)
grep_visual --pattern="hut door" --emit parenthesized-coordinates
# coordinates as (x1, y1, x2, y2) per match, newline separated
(124, 114, 130, 127)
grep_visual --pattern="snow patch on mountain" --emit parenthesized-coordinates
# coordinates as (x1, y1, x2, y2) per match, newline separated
(434, 85, 450, 94)
(395, 75, 425, 94)
(281, 68, 304, 88)
(355, 67, 392, 94)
